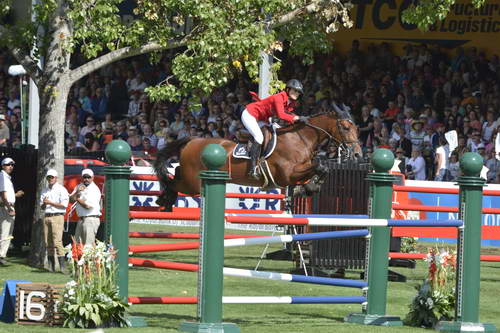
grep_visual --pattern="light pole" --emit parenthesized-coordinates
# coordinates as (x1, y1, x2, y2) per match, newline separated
(8, 65, 27, 145)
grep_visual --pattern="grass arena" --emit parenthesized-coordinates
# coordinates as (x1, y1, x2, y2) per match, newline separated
(2, 145, 500, 332)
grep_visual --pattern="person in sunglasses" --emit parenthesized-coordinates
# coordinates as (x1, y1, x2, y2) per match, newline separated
(40, 169, 69, 272)
(69, 169, 102, 245)
(0, 158, 24, 266)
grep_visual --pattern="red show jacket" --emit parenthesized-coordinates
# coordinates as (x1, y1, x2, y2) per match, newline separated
(246, 91, 297, 123)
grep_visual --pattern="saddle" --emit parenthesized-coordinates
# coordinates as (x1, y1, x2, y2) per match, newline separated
(232, 124, 278, 160)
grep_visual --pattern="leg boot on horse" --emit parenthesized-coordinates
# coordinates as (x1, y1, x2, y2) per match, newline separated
(248, 142, 262, 179)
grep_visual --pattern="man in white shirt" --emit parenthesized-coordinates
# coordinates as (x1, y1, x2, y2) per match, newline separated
(69, 169, 102, 245)
(40, 169, 69, 272)
(0, 158, 24, 266)
(435, 135, 451, 181)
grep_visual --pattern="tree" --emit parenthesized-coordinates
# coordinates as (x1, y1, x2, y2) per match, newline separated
(402, 0, 486, 31)
(0, 0, 353, 267)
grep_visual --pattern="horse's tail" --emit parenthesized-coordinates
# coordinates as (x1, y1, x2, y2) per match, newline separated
(153, 136, 193, 184)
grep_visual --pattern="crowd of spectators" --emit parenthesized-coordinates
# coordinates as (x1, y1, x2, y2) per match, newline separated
(1, 40, 500, 182)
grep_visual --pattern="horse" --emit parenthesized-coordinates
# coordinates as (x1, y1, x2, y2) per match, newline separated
(154, 110, 363, 211)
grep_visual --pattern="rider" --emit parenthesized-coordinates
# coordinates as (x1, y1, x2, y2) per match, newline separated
(242, 79, 308, 179)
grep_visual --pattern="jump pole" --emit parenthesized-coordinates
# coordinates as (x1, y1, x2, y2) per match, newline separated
(103, 140, 146, 327)
(345, 148, 402, 326)
(179, 144, 239, 333)
(436, 153, 496, 332)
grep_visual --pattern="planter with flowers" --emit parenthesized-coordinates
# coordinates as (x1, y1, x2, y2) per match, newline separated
(59, 240, 130, 328)
(404, 247, 457, 328)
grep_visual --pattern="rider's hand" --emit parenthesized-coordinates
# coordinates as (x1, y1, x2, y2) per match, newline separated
(296, 116, 309, 123)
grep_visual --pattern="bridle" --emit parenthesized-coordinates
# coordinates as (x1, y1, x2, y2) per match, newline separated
(304, 111, 358, 161)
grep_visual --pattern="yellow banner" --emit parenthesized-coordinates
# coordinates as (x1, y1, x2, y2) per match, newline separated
(332, 0, 500, 56)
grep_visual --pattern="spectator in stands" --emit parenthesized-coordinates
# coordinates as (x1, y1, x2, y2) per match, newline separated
(142, 137, 157, 156)
(141, 124, 158, 147)
(128, 91, 141, 118)
(6, 90, 19, 111)
(0, 115, 10, 147)
(169, 112, 185, 137)
(127, 126, 143, 151)
(435, 135, 451, 181)
(409, 119, 425, 150)
(405, 147, 426, 180)
(83, 132, 101, 152)
(90, 87, 108, 121)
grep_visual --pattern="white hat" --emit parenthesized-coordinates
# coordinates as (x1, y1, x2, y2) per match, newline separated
(81, 168, 94, 177)
(478, 143, 485, 149)
(0, 115, 5, 121)
(1, 157, 14, 165)
(46, 169, 58, 177)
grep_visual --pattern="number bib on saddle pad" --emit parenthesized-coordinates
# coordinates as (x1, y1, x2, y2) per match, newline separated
(232, 124, 278, 160)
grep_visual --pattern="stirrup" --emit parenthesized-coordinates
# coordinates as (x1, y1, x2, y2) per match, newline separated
(248, 165, 260, 179)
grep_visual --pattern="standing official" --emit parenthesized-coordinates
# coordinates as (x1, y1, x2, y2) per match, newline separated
(69, 168, 102, 245)
(40, 169, 69, 272)
(0, 158, 24, 266)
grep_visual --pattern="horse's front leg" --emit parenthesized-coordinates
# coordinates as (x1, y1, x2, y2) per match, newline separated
(303, 160, 329, 195)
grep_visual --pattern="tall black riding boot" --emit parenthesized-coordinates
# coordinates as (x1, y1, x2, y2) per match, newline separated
(47, 256, 55, 272)
(248, 143, 262, 179)
(58, 256, 66, 273)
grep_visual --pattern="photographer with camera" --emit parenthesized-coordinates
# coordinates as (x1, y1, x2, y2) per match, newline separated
(405, 147, 426, 180)
(69, 169, 102, 245)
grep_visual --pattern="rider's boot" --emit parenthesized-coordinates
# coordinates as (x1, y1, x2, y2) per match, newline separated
(248, 143, 262, 179)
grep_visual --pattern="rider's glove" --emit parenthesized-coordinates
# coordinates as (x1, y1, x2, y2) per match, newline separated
(297, 116, 309, 123)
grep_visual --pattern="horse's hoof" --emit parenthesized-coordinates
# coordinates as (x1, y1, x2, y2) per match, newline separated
(304, 183, 321, 195)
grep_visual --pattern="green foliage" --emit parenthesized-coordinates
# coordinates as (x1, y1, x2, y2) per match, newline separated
(59, 241, 130, 328)
(400, 237, 418, 253)
(0, 0, 353, 101)
(402, 0, 486, 31)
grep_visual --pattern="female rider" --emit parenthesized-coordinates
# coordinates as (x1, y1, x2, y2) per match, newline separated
(241, 79, 308, 179)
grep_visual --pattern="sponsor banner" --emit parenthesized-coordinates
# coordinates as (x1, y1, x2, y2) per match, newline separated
(128, 179, 282, 211)
(395, 180, 500, 246)
(332, 0, 500, 56)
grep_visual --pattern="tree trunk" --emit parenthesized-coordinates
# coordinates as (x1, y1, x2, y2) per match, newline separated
(28, 80, 70, 268)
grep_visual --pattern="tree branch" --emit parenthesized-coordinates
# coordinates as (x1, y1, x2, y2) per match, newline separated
(68, 0, 335, 84)
(271, 1, 331, 28)
(0, 25, 42, 85)
(68, 40, 183, 84)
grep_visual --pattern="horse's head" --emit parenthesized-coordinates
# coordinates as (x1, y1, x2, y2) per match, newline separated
(309, 110, 363, 162)
(335, 116, 363, 162)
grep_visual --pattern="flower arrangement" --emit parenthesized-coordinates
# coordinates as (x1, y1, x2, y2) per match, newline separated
(59, 240, 130, 328)
(404, 247, 456, 328)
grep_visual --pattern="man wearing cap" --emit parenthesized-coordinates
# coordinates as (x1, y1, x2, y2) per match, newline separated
(0, 158, 24, 265)
(69, 169, 102, 245)
(0, 114, 10, 147)
(40, 169, 69, 272)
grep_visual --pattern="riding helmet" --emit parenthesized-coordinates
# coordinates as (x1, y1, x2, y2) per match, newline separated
(286, 79, 304, 94)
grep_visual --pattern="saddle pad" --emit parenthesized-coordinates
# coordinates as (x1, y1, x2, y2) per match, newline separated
(232, 125, 278, 160)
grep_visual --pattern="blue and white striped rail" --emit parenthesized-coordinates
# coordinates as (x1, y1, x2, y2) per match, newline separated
(222, 296, 366, 304)
(223, 267, 367, 288)
(226, 214, 463, 227)
(223, 229, 369, 247)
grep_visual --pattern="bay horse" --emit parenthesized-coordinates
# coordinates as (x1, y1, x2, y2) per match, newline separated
(154, 110, 362, 211)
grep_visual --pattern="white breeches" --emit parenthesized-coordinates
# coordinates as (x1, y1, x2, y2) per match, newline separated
(241, 109, 264, 144)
